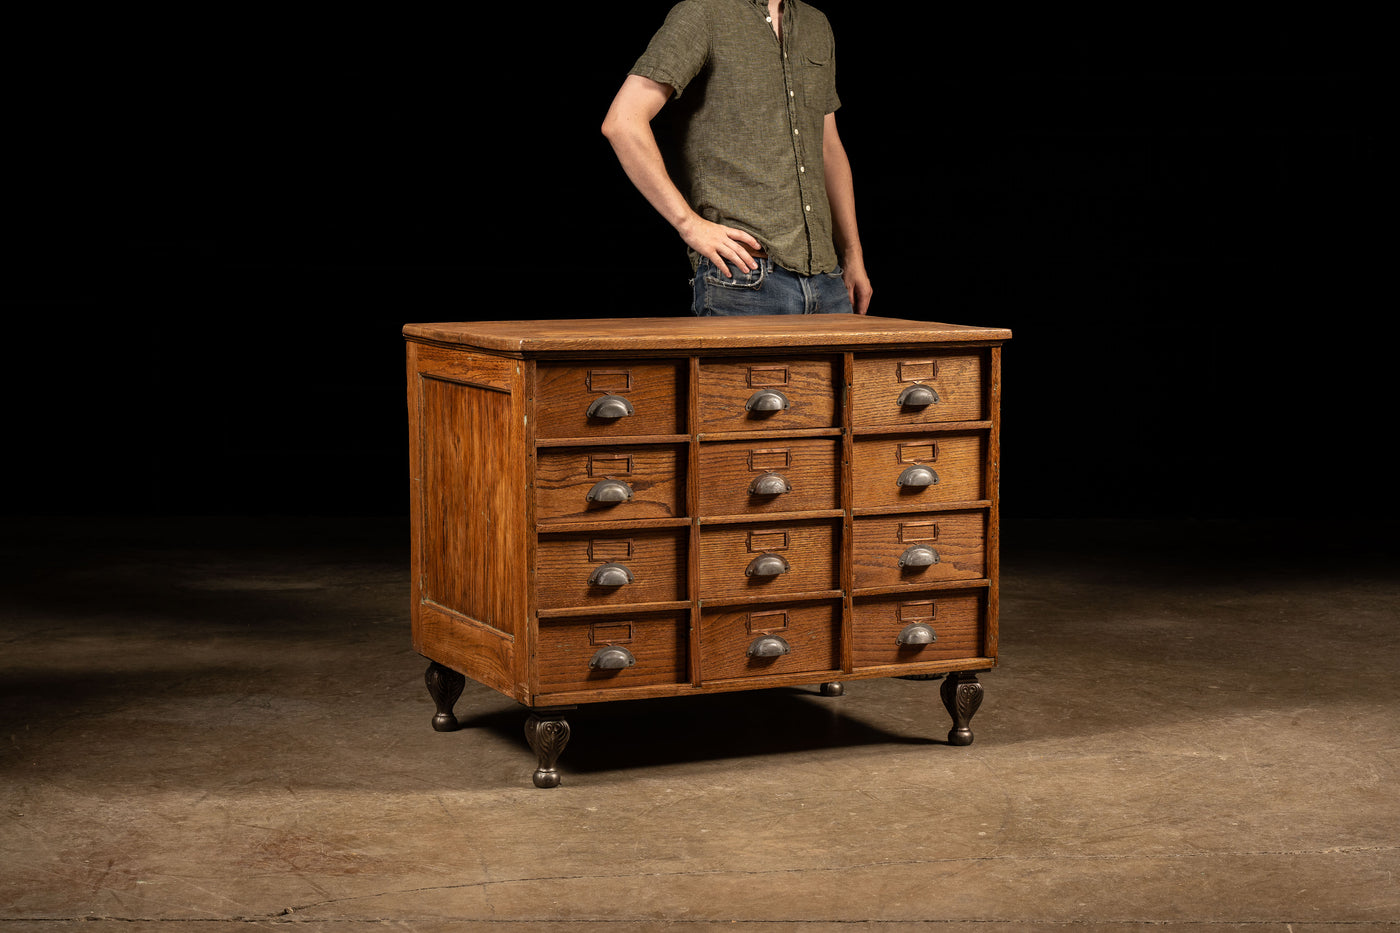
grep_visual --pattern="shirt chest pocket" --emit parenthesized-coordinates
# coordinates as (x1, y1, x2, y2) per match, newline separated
(796, 46, 833, 111)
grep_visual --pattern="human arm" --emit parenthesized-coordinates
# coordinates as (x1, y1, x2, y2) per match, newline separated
(822, 111, 873, 314)
(601, 74, 763, 276)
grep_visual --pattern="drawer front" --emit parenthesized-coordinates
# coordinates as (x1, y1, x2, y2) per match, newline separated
(536, 530, 686, 609)
(697, 357, 839, 433)
(851, 352, 984, 426)
(537, 613, 688, 693)
(698, 520, 839, 598)
(699, 601, 840, 681)
(851, 434, 985, 510)
(698, 438, 840, 517)
(852, 591, 984, 668)
(851, 512, 985, 590)
(536, 445, 685, 523)
(534, 361, 683, 439)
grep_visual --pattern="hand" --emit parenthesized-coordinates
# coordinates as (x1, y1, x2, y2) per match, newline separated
(842, 257, 873, 314)
(677, 215, 763, 278)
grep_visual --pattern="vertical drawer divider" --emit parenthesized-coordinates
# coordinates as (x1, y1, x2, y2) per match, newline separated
(841, 351, 855, 674)
(688, 354, 703, 686)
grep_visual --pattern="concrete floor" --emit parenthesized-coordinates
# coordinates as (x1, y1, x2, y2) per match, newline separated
(1, 516, 1397, 930)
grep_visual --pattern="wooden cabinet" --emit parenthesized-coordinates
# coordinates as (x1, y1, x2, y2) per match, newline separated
(404, 316, 1010, 786)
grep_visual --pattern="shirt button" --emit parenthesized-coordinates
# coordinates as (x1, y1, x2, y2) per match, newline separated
(766, 15, 772, 21)
(804, 205, 811, 212)
(799, 166, 805, 173)
(793, 128, 800, 135)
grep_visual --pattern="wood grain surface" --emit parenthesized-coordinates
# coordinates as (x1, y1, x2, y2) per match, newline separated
(698, 600, 841, 682)
(535, 444, 686, 522)
(850, 350, 987, 426)
(697, 437, 840, 516)
(851, 511, 987, 590)
(851, 433, 986, 509)
(404, 316, 1012, 354)
(851, 591, 984, 669)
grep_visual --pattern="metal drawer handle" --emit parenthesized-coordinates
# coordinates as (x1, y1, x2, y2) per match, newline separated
(896, 465, 939, 488)
(745, 553, 790, 577)
(586, 394, 634, 420)
(586, 479, 634, 504)
(748, 472, 792, 496)
(897, 545, 939, 569)
(589, 646, 636, 670)
(897, 384, 939, 408)
(588, 562, 635, 586)
(747, 634, 791, 658)
(896, 622, 937, 646)
(744, 389, 790, 414)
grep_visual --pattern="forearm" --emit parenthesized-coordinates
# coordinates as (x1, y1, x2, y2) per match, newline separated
(602, 119, 699, 235)
(822, 112, 872, 313)
(823, 122, 864, 265)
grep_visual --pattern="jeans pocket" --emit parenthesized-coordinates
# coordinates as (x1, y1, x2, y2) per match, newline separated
(694, 258, 769, 316)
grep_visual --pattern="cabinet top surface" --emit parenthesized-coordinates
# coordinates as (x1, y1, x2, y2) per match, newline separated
(403, 316, 1011, 354)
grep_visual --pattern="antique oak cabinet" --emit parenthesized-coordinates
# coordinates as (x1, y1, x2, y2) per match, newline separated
(403, 316, 1010, 786)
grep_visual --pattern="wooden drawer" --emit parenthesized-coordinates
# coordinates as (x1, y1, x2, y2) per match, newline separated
(698, 438, 840, 516)
(534, 361, 684, 439)
(851, 512, 985, 590)
(537, 613, 688, 693)
(851, 433, 985, 510)
(698, 520, 839, 599)
(852, 591, 984, 669)
(536, 530, 686, 609)
(699, 601, 840, 682)
(697, 357, 839, 433)
(536, 445, 685, 523)
(851, 352, 984, 426)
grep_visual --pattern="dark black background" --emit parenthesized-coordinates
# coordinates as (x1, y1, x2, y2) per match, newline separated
(8, 8, 1382, 523)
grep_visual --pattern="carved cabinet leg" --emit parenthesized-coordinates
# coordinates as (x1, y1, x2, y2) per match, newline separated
(524, 710, 572, 788)
(819, 681, 845, 697)
(940, 671, 983, 746)
(424, 661, 465, 732)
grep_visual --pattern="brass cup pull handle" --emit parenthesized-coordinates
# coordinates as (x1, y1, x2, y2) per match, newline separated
(586, 394, 634, 420)
(896, 465, 939, 488)
(747, 634, 791, 658)
(897, 384, 939, 408)
(897, 545, 939, 569)
(589, 646, 636, 671)
(588, 562, 635, 586)
(586, 479, 634, 504)
(745, 553, 791, 577)
(896, 622, 937, 646)
(748, 472, 792, 496)
(744, 389, 790, 414)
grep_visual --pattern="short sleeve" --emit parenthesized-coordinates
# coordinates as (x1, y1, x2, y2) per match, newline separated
(628, 1, 710, 99)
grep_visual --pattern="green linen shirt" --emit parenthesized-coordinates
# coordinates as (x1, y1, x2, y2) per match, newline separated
(629, 0, 842, 276)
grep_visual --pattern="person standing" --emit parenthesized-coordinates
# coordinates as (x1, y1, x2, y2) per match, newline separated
(602, 0, 872, 315)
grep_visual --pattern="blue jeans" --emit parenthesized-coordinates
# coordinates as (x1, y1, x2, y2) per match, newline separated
(691, 257, 854, 316)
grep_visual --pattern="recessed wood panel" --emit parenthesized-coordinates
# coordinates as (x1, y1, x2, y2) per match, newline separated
(421, 376, 522, 633)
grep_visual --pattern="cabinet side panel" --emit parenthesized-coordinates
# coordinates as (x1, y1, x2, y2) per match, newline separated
(420, 375, 522, 639)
